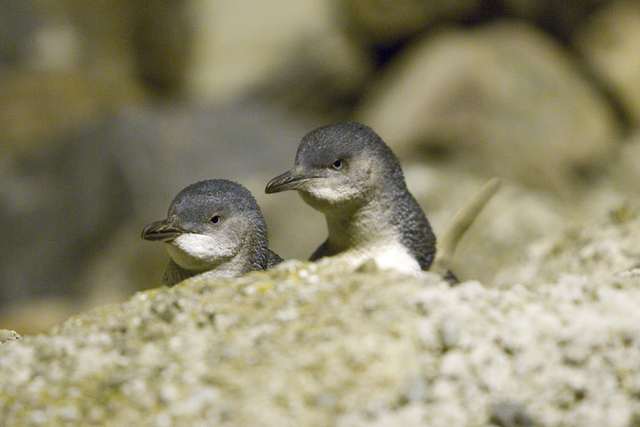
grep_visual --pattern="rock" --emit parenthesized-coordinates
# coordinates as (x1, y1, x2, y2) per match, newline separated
(355, 20, 622, 193)
(337, 0, 482, 46)
(500, 0, 610, 40)
(493, 198, 640, 287)
(2, 253, 640, 426)
(186, 0, 368, 105)
(573, 0, 640, 126)
(615, 131, 640, 192)
(402, 166, 568, 283)
(0, 0, 38, 65)
(0, 68, 103, 150)
(131, 0, 194, 98)
(403, 163, 635, 284)
(0, 330, 21, 345)
(489, 401, 535, 427)
(0, 112, 131, 307)
(0, 298, 81, 337)
(247, 30, 373, 116)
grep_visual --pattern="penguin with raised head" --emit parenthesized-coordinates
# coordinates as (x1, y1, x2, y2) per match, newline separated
(266, 122, 436, 274)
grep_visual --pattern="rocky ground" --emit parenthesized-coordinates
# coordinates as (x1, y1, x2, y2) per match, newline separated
(3, 0, 640, 424)
(3, 202, 640, 426)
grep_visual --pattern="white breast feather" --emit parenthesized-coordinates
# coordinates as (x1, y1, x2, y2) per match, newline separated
(166, 233, 236, 271)
(333, 241, 421, 275)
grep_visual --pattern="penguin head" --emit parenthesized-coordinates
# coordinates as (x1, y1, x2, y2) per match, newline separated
(265, 122, 404, 212)
(142, 179, 267, 272)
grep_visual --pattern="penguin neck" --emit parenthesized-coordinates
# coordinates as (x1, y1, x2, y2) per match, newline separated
(323, 194, 396, 252)
(218, 233, 264, 277)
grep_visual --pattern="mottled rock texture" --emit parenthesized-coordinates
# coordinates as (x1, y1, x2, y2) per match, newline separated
(2, 228, 640, 427)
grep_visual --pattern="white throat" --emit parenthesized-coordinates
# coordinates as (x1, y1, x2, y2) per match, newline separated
(166, 233, 246, 278)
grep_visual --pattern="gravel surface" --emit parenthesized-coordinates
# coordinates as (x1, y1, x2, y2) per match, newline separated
(2, 238, 640, 426)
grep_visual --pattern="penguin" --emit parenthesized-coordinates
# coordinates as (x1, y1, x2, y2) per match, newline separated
(143, 179, 282, 285)
(265, 122, 435, 274)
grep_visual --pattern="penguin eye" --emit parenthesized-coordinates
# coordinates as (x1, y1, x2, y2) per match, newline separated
(209, 215, 223, 224)
(331, 159, 345, 170)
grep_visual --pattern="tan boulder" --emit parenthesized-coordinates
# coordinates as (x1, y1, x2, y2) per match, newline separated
(573, 0, 640, 126)
(356, 20, 622, 193)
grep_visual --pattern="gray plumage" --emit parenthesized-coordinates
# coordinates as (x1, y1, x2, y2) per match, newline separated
(265, 122, 436, 273)
(142, 179, 282, 286)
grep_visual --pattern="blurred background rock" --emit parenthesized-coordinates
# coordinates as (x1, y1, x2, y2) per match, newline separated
(1, 0, 639, 334)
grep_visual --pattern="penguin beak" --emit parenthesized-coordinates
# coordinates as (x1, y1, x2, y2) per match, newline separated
(265, 169, 314, 194)
(141, 219, 186, 242)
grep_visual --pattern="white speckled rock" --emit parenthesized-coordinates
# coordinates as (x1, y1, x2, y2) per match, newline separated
(2, 244, 640, 425)
(0, 330, 21, 345)
(494, 200, 640, 286)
